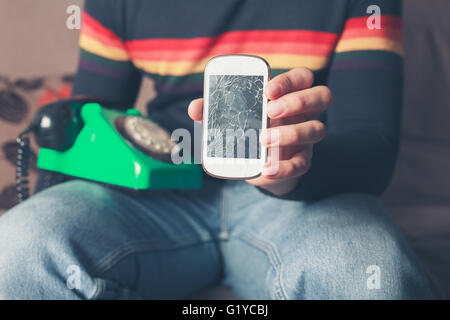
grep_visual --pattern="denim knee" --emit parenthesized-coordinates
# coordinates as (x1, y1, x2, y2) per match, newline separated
(0, 201, 59, 298)
(279, 193, 433, 299)
(0, 181, 104, 299)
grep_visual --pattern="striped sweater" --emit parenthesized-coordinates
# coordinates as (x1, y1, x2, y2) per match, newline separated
(73, 0, 403, 201)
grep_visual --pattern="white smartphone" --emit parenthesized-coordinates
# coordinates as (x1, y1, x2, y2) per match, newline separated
(202, 54, 270, 179)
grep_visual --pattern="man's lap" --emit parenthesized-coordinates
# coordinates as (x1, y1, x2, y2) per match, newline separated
(0, 179, 223, 299)
(0, 178, 433, 299)
(221, 181, 433, 299)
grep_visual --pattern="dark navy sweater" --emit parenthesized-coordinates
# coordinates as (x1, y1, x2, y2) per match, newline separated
(73, 0, 403, 201)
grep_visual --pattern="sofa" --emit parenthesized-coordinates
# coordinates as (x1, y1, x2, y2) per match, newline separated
(0, 0, 449, 299)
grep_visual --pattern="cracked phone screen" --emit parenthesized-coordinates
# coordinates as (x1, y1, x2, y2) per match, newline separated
(207, 75, 264, 159)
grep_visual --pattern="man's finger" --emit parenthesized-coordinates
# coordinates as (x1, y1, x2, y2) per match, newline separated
(260, 120, 326, 147)
(188, 98, 203, 121)
(187, 98, 203, 121)
(265, 67, 314, 100)
(267, 85, 332, 119)
(261, 147, 313, 179)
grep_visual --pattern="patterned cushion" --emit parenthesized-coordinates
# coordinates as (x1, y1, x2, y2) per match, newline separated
(0, 74, 74, 213)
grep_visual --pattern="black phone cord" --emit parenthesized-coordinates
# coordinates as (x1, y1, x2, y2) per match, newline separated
(16, 128, 32, 203)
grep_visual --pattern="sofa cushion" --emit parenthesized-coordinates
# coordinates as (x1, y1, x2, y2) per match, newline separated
(383, 0, 450, 299)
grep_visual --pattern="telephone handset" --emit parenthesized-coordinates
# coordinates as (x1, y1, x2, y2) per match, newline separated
(17, 97, 110, 202)
(16, 97, 202, 203)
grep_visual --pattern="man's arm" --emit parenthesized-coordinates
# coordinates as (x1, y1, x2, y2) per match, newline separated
(188, 0, 402, 201)
(72, 0, 142, 107)
(279, 0, 403, 201)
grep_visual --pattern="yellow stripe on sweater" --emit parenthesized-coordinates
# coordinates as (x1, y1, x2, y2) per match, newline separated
(135, 54, 329, 76)
(79, 34, 130, 61)
(336, 37, 403, 55)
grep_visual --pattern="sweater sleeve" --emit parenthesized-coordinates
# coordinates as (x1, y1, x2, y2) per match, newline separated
(270, 0, 404, 201)
(72, 0, 142, 107)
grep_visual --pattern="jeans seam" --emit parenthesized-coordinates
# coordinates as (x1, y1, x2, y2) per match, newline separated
(220, 182, 229, 240)
(90, 278, 105, 300)
(233, 226, 288, 300)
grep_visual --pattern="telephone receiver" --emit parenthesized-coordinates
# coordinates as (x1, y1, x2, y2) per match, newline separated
(16, 97, 202, 203)
(29, 97, 119, 151)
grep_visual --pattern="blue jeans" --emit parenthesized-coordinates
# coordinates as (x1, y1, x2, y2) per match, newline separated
(0, 178, 433, 299)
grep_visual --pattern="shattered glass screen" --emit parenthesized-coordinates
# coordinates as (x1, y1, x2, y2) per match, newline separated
(207, 75, 264, 159)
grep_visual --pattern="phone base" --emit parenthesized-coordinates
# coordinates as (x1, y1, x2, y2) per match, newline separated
(37, 103, 203, 190)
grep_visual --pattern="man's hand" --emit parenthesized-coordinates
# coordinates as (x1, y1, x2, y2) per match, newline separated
(188, 67, 332, 196)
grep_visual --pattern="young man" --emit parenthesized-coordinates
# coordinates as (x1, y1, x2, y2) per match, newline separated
(0, 0, 433, 299)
